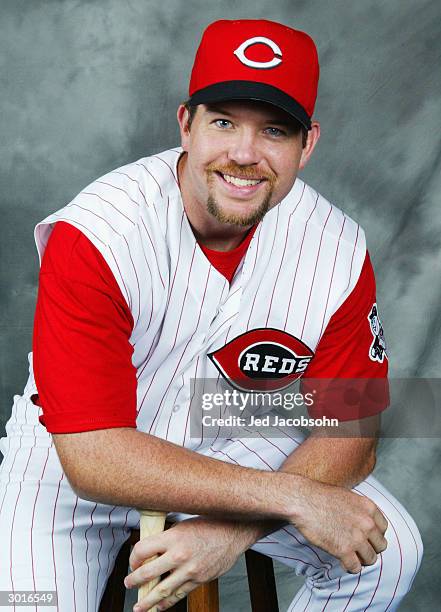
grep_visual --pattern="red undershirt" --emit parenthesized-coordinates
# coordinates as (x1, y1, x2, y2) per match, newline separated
(33, 221, 387, 433)
(197, 226, 257, 283)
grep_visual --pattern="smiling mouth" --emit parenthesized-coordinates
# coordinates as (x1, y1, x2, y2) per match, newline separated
(216, 172, 265, 187)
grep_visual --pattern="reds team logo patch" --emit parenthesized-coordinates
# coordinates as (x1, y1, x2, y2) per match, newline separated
(208, 328, 314, 392)
(368, 303, 388, 363)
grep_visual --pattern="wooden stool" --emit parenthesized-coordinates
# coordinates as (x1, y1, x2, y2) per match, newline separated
(99, 527, 279, 611)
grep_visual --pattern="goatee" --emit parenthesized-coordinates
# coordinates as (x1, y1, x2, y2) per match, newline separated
(206, 191, 273, 227)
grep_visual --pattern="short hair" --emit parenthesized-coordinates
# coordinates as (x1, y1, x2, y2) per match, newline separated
(182, 100, 308, 148)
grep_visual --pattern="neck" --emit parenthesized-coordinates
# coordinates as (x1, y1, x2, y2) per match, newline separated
(177, 152, 253, 252)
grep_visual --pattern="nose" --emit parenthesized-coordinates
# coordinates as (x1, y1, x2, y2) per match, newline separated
(227, 128, 261, 167)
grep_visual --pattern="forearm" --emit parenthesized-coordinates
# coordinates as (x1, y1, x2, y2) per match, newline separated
(278, 432, 377, 488)
(54, 427, 308, 523)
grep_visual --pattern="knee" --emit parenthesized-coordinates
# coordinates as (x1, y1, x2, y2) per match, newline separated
(403, 511, 424, 581)
(385, 505, 423, 597)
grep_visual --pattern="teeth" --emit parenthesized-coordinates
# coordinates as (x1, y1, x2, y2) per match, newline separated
(222, 174, 262, 187)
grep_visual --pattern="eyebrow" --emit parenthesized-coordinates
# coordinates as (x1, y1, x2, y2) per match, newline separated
(205, 104, 234, 116)
(204, 103, 294, 127)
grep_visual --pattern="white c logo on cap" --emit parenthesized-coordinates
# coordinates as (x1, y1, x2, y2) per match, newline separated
(233, 36, 283, 69)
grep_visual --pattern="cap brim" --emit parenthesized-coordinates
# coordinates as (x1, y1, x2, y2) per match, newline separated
(189, 81, 311, 130)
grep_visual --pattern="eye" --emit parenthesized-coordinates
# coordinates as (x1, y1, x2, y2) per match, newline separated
(264, 127, 286, 137)
(214, 119, 232, 129)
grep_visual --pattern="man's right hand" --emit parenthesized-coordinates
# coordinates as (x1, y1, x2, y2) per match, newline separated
(292, 480, 388, 573)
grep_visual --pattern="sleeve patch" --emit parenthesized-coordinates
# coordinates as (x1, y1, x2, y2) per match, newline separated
(368, 302, 388, 363)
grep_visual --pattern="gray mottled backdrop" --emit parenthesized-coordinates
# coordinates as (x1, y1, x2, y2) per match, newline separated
(1, 1, 440, 610)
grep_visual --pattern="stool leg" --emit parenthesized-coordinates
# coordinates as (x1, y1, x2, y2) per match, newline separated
(245, 550, 279, 612)
(187, 580, 219, 612)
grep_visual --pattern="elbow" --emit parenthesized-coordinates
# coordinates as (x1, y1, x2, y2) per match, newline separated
(52, 432, 107, 503)
(66, 473, 98, 502)
(64, 464, 118, 505)
(58, 459, 99, 502)
(52, 428, 138, 506)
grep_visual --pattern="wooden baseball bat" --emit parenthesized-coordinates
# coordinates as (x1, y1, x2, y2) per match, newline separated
(138, 510, 167, 611)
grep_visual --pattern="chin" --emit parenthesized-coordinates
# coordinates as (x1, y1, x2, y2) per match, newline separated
(207, 192, 273, 227)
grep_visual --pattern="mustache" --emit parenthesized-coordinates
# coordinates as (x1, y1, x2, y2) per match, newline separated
(206, 162, 276, 183)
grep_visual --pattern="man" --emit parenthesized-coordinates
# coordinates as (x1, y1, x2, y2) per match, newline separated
(0, 19, 422, 612)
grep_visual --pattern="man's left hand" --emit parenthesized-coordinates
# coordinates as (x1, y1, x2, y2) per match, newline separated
(125, 516, 257, 611)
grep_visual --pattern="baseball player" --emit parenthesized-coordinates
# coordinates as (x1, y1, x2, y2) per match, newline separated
(0, 19, 422, 612)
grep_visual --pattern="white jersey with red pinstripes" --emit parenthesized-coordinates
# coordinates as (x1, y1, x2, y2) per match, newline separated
(1, 147, 423, 612)
(33, 147, 366, 447)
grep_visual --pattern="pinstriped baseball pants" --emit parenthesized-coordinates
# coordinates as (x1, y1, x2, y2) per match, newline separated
(0, 393, 423, 611)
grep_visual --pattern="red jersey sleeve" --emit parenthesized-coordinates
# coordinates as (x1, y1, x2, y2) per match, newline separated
(33, 221, 137, 433)
(301, 251, 389, 421)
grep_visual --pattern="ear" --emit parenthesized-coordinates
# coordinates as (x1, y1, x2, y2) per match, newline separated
(177, 104, 191, 152)
(299, 121, 320, 170)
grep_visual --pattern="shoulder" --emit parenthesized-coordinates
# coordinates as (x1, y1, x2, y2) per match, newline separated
(35, 148, 182, 256)
(68, 147, 182, 233)
(293, 179, 366, 254)
(101, 147, 182, 212)
(40, 221, 115, 284)
(281, 179, 369, 309)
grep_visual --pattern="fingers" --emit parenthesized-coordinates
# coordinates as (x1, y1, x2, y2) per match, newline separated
(340, 528, 387, 574)
(125, 552, 174, 589)
(340, 553, 362, 574)
(374, 508, 388, 535)
(340, 541, 376, 574)
(358, 501, 388, 555)
(368, 508, 388, 554)
(356, 540, 378, 567)
(134, 573, 197, 612)
(149, 582, 194, 611)
(155, 585, 192, 610)
(129, 535, 168, 570)
(368, 528, 388, 555)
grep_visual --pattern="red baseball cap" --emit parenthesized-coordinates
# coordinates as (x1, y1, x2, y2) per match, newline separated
(189, 19, 319, 130)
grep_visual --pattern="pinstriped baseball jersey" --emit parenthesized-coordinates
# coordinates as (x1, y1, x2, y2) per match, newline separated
(33, 147, 367, 447)
(1, 146, 423, 612)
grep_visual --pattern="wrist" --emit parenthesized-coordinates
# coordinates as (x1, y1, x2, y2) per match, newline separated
(239, 520, 272, 550)
(268, 471, 311, 524)
(201, 517, 269, 553)
(228, 520, 277, 553)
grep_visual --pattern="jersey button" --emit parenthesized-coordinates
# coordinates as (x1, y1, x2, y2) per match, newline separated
(172, 405, 180, 413)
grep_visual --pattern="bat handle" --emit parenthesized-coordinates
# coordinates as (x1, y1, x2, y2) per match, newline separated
(137, 510, 167, 610)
